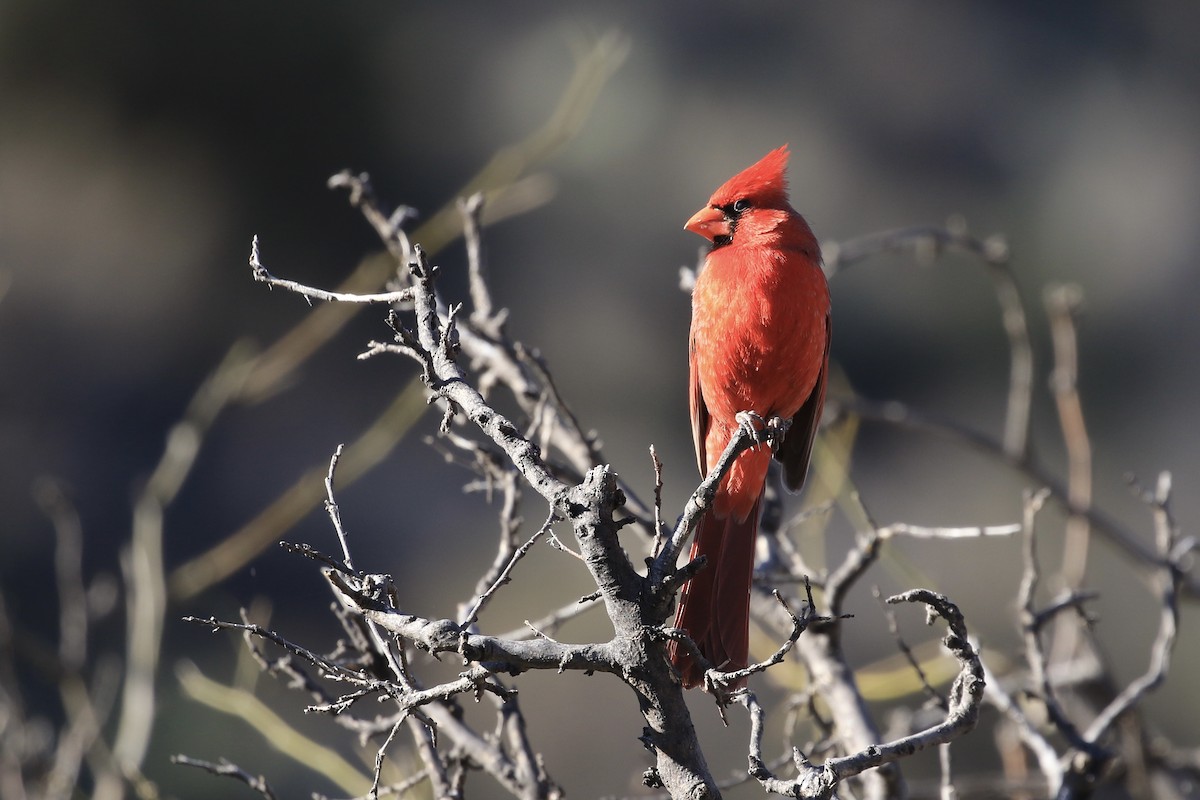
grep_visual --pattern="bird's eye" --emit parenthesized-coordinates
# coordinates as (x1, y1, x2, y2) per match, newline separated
(732, 198, 751, 213)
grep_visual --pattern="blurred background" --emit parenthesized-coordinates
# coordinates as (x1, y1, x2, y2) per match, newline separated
(2, 1, 1198, 797)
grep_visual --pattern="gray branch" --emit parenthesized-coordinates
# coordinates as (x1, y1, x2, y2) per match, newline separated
(742, 590, 983, 799)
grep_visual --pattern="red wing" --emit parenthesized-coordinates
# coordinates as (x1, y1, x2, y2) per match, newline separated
(778, 313, 831, 492)
(689, 336, 710, 478)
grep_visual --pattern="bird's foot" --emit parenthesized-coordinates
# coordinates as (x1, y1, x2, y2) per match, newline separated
(734, 411, 792, 451)
(765, 414, 792, 446)
(734, 411, 768, 448)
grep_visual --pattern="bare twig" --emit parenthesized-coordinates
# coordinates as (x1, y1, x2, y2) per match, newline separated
(707, 586, 822, 695)
(331, 767, 429, 800)
(250, 236, 414, 305)
(650, 445, 666, 553)
(34, 480, 106, 798)
(459, 193, 500, 331)
(171, 754, 279, 800)
(461, 511, 560, 628)
(1018, 488, 1098, 766)
(323, 444, 359, 572)
(1043, 284, 1101, 691)
(825, 492, 884, 618)
(875, 586, 945, 711)
(879, 521, 1023, 540)
(650, 414, 789, 593)
(327, 572, 619, 677)
(184, 615, 377, 686)
(496, 593, 603, 642)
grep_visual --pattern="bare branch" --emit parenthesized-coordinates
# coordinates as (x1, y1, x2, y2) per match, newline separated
(171, 754, 278, 800)
(323, 444, 359, 572)
(880, 521, 1022, 540)
(650, 445, 667, 553)
(496, 593, 603, 642)
(183, 615, 378, 687)
(250, 235, 415, 305)
(740, 590, 983, 798)
(328, 767, 430, 800)
(326, 572, 619, 677)
(650, 414, 789, 594)
(1064, 473, 1193, 790)
(326, 171, 416, 264)
(825, 492, 884, 618)
(875, 586, 945, 711)
(459, 193, 501, 331)
(34, 479, 106, 798)
(1044, 283, 1093, 592)
(1018, 488, 1101, 770)
(708, 586, 822, 695)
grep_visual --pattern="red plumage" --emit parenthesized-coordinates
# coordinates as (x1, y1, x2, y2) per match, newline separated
(670, 146, 830, 688)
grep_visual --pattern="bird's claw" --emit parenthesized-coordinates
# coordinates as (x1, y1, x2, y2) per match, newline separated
(766, 414, 792, 443)
(734, 411, 768, 446)
(734, 411, 791, 451)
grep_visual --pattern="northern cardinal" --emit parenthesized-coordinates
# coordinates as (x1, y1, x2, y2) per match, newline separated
(670, 146, 830, 688)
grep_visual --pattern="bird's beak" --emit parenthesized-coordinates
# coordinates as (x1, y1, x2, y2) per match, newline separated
(684, 205, 731, 242)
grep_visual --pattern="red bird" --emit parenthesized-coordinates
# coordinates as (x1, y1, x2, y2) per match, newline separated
(670, 146, 830, 688)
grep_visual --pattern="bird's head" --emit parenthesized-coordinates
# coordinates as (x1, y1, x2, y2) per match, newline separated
(684, 145, 793, 247)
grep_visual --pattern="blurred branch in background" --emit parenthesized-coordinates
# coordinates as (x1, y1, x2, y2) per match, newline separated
(105, 342, 254, 799)
(824, 219, 1031, 461)
(176, 661, 372, 797)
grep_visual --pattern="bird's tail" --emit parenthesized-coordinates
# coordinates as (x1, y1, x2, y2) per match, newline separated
(669, 494, 761, 689)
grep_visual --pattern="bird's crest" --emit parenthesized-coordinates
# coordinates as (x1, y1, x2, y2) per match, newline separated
(709, 145, 790, 208)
